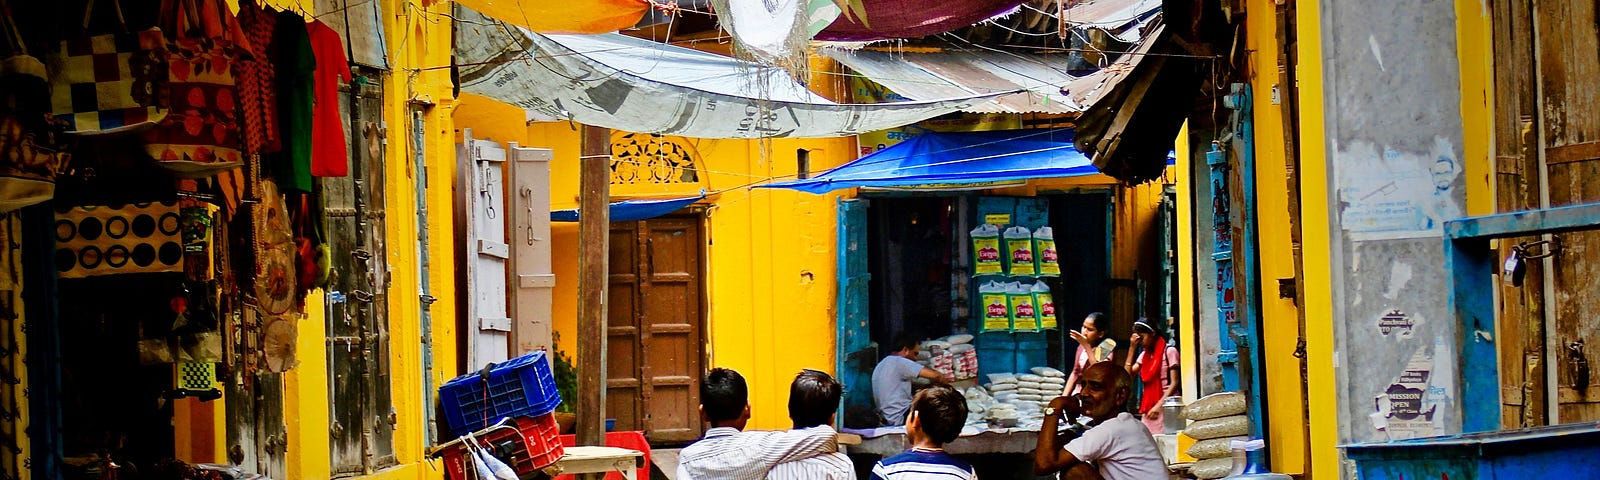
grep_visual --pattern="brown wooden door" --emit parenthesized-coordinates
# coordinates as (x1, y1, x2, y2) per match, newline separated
(607, 216, 705, 444)
(1492, 0, 1600, 427)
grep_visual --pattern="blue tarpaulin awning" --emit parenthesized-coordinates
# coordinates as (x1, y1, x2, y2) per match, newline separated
(551, 195, 704, 222)
(758, 129, 1098, 194)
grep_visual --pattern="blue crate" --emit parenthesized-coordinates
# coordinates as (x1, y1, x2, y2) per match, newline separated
(439, 351, 563, 438)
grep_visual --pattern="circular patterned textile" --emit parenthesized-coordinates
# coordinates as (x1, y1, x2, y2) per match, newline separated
(54, 200, 185, 278)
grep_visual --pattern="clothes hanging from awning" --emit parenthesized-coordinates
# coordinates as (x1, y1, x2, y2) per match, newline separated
(452, 6, 1006, 139)
(449, 0, 651, 34)
(758, 129, 1097, 194)
(551, 196, 705, 223)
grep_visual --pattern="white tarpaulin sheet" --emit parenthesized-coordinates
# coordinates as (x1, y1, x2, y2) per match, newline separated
(453, 7, 1007, 139)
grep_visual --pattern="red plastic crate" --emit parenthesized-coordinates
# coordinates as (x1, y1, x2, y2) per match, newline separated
(438, 414, 564, 480)
(555, 431, 651, 480)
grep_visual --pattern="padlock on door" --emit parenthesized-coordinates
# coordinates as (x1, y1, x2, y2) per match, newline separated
(1503, 249, 1526, 287)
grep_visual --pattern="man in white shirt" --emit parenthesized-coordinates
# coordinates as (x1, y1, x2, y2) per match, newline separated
(769, 369, 855, 480)
(872, 336, 949, 426)
(676, 368, 838, 480)
(1033, 362, 1167, 480)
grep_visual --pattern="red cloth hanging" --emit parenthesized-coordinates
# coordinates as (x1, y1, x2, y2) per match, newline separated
(306, 20, 351, 177)
(815, 0, 1027, 41)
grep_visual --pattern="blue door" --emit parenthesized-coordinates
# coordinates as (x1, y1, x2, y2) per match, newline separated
(837, 199, 876, 423)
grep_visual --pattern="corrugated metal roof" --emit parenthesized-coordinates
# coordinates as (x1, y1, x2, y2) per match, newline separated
(823, 49, 1084, 114)
(1059, 0, 1162, 31)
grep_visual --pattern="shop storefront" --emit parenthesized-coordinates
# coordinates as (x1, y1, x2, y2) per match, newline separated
(764, 127, 1177, 444)
(0, 1, 460, 479)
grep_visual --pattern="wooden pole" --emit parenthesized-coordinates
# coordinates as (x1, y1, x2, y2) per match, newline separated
(576, 125, 611, 447)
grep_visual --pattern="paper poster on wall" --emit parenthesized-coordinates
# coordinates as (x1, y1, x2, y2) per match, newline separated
(1377, 309, 1416, 337)
(1370, 336, 1457, 440)
(1335, 138, 1464, 241)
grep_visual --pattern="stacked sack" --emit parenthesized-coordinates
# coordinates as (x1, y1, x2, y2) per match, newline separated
(1182, 392, 1251, 480)
(1029, 367, 1067, 394)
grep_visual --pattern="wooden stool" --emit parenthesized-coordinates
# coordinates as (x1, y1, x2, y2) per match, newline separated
(548, 446, 645, 480)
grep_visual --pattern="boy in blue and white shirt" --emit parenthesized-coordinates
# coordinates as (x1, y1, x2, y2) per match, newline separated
(870, 384, 978, 480)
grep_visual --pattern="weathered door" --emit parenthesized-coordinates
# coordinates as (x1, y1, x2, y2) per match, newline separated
(458, 130, 513, 367)
(1492, 0, 1600, 426)
(837, 199, 874, 424)
(326, 79, 396, 475)
(607, 216, 705, 443)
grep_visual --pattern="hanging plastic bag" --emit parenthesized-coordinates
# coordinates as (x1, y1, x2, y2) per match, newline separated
(1032, 281, 1057, 330)
(978, 280, 1011, 332)
(468, 431, 519, 480)
(1034, 227, 1060, 277)
(464, 433, 496, 480)
(1008, 282, 1039, 332)
(970, 223, 1003, 276)
(1004, 226, 1036, 276)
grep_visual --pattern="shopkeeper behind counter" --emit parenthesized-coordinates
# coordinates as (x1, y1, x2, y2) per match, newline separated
(873, 336, 952, 426)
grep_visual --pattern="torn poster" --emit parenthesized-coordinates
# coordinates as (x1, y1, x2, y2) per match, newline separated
(1335, 138, 1464, 241)
(1370, 336, 1457, 440)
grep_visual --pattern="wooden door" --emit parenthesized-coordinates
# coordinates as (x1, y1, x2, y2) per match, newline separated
(1534, 0, 1600, 423)
(326, 80, 396, 475)
(1492, 0, 1600, 427)
(607, 216, 705, 443)
(458, 130, 513, 367)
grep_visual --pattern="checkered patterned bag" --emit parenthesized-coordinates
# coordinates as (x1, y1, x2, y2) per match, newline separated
(47, 0, 169, 135)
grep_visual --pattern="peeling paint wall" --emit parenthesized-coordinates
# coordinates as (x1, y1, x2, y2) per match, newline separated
(1320, 0, 1469, 445)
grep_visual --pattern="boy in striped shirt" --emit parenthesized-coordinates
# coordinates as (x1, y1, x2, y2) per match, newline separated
(870, 384, 978, 480)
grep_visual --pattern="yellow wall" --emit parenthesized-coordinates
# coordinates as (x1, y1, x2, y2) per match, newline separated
(1243, 0, 1309, 473)
(452, 95, 855, 430)
(272, 1, 460, 479)
(1295, 0, 1340, 478)
(1455, 0, 1494, 217)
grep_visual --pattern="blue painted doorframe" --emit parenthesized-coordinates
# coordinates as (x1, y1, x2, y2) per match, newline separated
(1444, 202, 1600, 433)
(837, 199, 875, 422)
(1214, 84, 1268, 450)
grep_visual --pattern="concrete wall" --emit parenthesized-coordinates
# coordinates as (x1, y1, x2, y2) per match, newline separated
(1318, 0, 1469, 451)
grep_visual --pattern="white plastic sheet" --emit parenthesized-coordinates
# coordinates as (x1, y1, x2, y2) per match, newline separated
(454, 6, 1005, 139)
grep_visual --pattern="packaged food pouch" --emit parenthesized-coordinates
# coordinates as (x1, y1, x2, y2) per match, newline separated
(1032, 281, 1058, 329)
(979, 281, 1012, 332)
(971, 224, 1004, 276)
(1004, 226, 1036, 276)
(1009, 282, 1040, 332)
(1034, 227, 1060, 276)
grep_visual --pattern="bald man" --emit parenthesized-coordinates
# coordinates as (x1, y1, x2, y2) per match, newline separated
(1033, 362, 1166, 480)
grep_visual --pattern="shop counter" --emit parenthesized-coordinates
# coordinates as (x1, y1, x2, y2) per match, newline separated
(843, 426, 1077, 457)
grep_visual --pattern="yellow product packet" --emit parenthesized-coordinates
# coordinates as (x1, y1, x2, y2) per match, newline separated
(1032, 283, 1057, 330)
(980, 284, 1012, 332)
(1010, 288, 1040, 332)
(1035, 226, 1060, 277)
(971, 224, 1004, 276)
(1004, 226, 1036, 276)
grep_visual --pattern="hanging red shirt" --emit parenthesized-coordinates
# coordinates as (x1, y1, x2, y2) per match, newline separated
(307, 20, 352, 177)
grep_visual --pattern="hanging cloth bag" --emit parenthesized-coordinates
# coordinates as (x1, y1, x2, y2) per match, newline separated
(0, 0, 69, 212)
(142, 0, 250, 177)
(47, 0, 169, 135)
